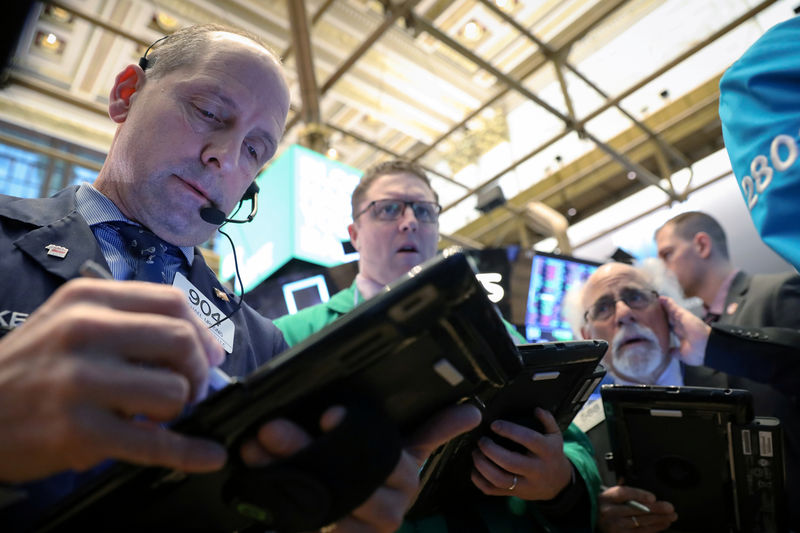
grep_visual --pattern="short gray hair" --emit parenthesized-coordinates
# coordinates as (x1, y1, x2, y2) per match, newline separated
(142, 24, 281, 80)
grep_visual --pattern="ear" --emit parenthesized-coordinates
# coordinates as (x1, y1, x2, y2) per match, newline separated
(347, 223, 360, 252)
(693, 232, 712, 259)
(108, 64, 146, 123)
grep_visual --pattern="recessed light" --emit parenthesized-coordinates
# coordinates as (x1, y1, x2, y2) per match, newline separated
(153, 12, 179, 32)
(35, 31, 65, 54)
(461, 19, 485, 42)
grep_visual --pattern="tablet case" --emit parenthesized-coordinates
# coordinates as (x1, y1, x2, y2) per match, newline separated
(409, 339, 608, 518)
(34, 248, 523, 533)
(601, 384, 787, 533)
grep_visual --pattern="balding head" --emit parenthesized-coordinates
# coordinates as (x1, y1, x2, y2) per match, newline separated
(580, 262, 673, 384)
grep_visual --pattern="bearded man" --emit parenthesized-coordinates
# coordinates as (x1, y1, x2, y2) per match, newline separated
(575, 258, 800, 532)
(577, 262, 685, 533)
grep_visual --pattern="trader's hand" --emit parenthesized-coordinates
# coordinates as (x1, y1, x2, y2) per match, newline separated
(660, 295, 710, 366)
(598, 484, 677, 533)
(0, 279, 228, 483)
(470, 407, 573, 501)
(242, 403, 481, 533)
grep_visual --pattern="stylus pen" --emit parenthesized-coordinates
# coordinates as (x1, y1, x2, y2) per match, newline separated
(79, 259, 233, 390)
(600, 485, 651, 513)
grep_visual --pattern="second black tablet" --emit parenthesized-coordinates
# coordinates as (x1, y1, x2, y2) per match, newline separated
(409, 339, 608, 518)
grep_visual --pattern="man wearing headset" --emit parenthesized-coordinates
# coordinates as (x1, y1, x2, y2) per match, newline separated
(0, 24, 480, 532)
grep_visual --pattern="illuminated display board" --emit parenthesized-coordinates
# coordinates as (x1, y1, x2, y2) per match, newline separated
(216, 144, 361, 293)
(525, 252, 600, 342)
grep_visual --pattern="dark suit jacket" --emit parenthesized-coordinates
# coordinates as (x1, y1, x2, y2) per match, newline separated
(704, 271, 800, 529)
(0, 187, 289, 530)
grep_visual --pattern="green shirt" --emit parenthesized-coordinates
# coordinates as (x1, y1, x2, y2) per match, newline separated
(274, 281, 601, 532)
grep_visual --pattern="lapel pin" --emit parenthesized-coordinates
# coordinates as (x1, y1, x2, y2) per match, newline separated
(45, 244, 69, 259)
(726, 302, 738, 315)
(214, 287, 230, 302)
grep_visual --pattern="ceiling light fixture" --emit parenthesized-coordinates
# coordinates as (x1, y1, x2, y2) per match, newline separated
(461, 19, 485, 42)
(153, 12, 179, 32)
(35, 31, 65, 54)
(43, 5, 74, 24)
(494, 0, 519, 13)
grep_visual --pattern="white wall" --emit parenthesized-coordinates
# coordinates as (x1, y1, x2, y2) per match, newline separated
(547, 149, 795, 275)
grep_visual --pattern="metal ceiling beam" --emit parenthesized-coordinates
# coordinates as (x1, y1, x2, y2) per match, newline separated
(287, 0, 320, 125)
(411, 0, 630, 164)
(287, 0, 326, 152)
(47, 0, 149, 47)
(457, 76, 721, 243)
(578, 0, 779, 127)
(412, 14, 678, 205)
(8, 72, 107, 116)
(323, 121, 466, 189)
(283, 0, 423, 136)
(425, 0, 777, 236)
(0, 130, 102, 171)
(281, 0, 336, 61)
(477, 0, 690, 173)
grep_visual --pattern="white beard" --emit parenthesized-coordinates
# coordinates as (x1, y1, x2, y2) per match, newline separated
(610, 323, 666, 382)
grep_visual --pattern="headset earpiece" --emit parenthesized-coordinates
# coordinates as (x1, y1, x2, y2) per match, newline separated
(242, 181, 259, 202)
(138, 34, 170, 71)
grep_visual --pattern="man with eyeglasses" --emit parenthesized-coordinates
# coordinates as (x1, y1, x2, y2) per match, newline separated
(275, 159, 603, 532)
(576, 262, 685, 532)
(575, 260, 800, 532)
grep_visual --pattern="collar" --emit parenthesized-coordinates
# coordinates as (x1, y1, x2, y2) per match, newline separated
(610, 353, 684, 386)
(325, 281, 363, 314)
(355, 272, 386, 301)
(706, 268, 740, 316)
(76, 183, 194, 266)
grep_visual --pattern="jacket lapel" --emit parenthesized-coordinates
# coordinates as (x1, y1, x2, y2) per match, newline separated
(10, 189, 109, 282)
(722, 271, 750, 321)
(186, 249, 239, 317)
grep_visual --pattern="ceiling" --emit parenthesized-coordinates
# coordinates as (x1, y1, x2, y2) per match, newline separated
(1, 0, 796, 254)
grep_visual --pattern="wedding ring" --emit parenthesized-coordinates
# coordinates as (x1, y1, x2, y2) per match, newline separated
(508, 475, 518, 491)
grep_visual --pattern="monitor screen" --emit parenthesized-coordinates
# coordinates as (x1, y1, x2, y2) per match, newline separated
(524, 252, 600, 342)
(282, 274, 330, 315)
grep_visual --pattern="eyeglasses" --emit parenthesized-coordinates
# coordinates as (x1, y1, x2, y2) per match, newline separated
(354, 199, 442, 224)
(584, 287, 659, 322)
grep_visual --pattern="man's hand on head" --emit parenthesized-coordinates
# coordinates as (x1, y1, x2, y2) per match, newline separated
(659, 296, 710, 366)
(0, 278, 227, 483)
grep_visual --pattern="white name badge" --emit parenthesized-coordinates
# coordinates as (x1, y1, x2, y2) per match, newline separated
(572, 397, 606, 433)
(173, 272, 235, 353)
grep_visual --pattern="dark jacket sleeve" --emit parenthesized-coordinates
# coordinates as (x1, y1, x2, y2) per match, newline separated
(705, 323, 800, 398)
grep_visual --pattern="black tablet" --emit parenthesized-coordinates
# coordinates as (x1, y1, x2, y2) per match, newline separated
(601, 384, 786, 532)
(33, 248, 523, 533)
(409, 339, 608, 518)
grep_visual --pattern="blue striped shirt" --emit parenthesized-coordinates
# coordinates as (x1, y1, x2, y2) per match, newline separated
(74, 183, 194, 283)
